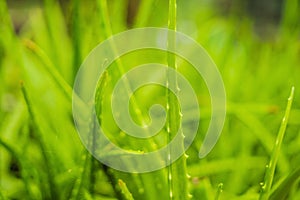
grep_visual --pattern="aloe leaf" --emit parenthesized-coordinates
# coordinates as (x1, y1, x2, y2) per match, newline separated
(166, 0, 189, 199)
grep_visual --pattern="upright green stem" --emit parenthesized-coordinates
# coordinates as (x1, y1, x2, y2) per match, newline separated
(167, 0, 189, 199)
(166, 1, 176, 198)
(259, 87, 295, 200)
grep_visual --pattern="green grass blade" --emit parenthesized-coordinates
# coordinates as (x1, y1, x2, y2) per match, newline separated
(133, 0, 156, 27)
(102, 165, 123, 200)
(42, 0, 72, 81)
(21, 82, 58, 200)
(96, 0, 112, 38)
(95, 2, 167, 199)
(94, 72, 125, 199)
(270, 166, 300, 200)
(0, 0, 14, 37)
(70, 150, 91, 200)
(259, 86, 295, 200)
(167, 0, 176, 198)
(91, 71, 108, 196)
(71, 71, 110, 200)
(23, 39, 73, 101)
(233, 110, 289, 172)
(118, 179, 134, 200)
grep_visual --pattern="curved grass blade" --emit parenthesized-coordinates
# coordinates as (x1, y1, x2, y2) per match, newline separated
(22, 39, 73, 101)
(71, 72, 109, 200)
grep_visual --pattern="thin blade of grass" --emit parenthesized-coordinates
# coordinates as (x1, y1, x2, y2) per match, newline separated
(42, 0, 72, 82)
(91, 71, 108, 196)
(259, 86, 295, 200)
(69, 149, 91, 200)
(22, 39, 73, 101)
(233, 110, 289, 172)
(71, 72, 110, 200)
(21, 82, 58, 200)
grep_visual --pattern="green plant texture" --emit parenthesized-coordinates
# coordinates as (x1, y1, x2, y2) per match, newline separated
(1, 0, 300, 200)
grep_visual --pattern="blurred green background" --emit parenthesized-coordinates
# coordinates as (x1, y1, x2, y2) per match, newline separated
(0, 0, 300, 199)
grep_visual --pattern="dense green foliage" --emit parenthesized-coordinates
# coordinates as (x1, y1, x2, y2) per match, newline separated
(0, 0, 300, 199)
